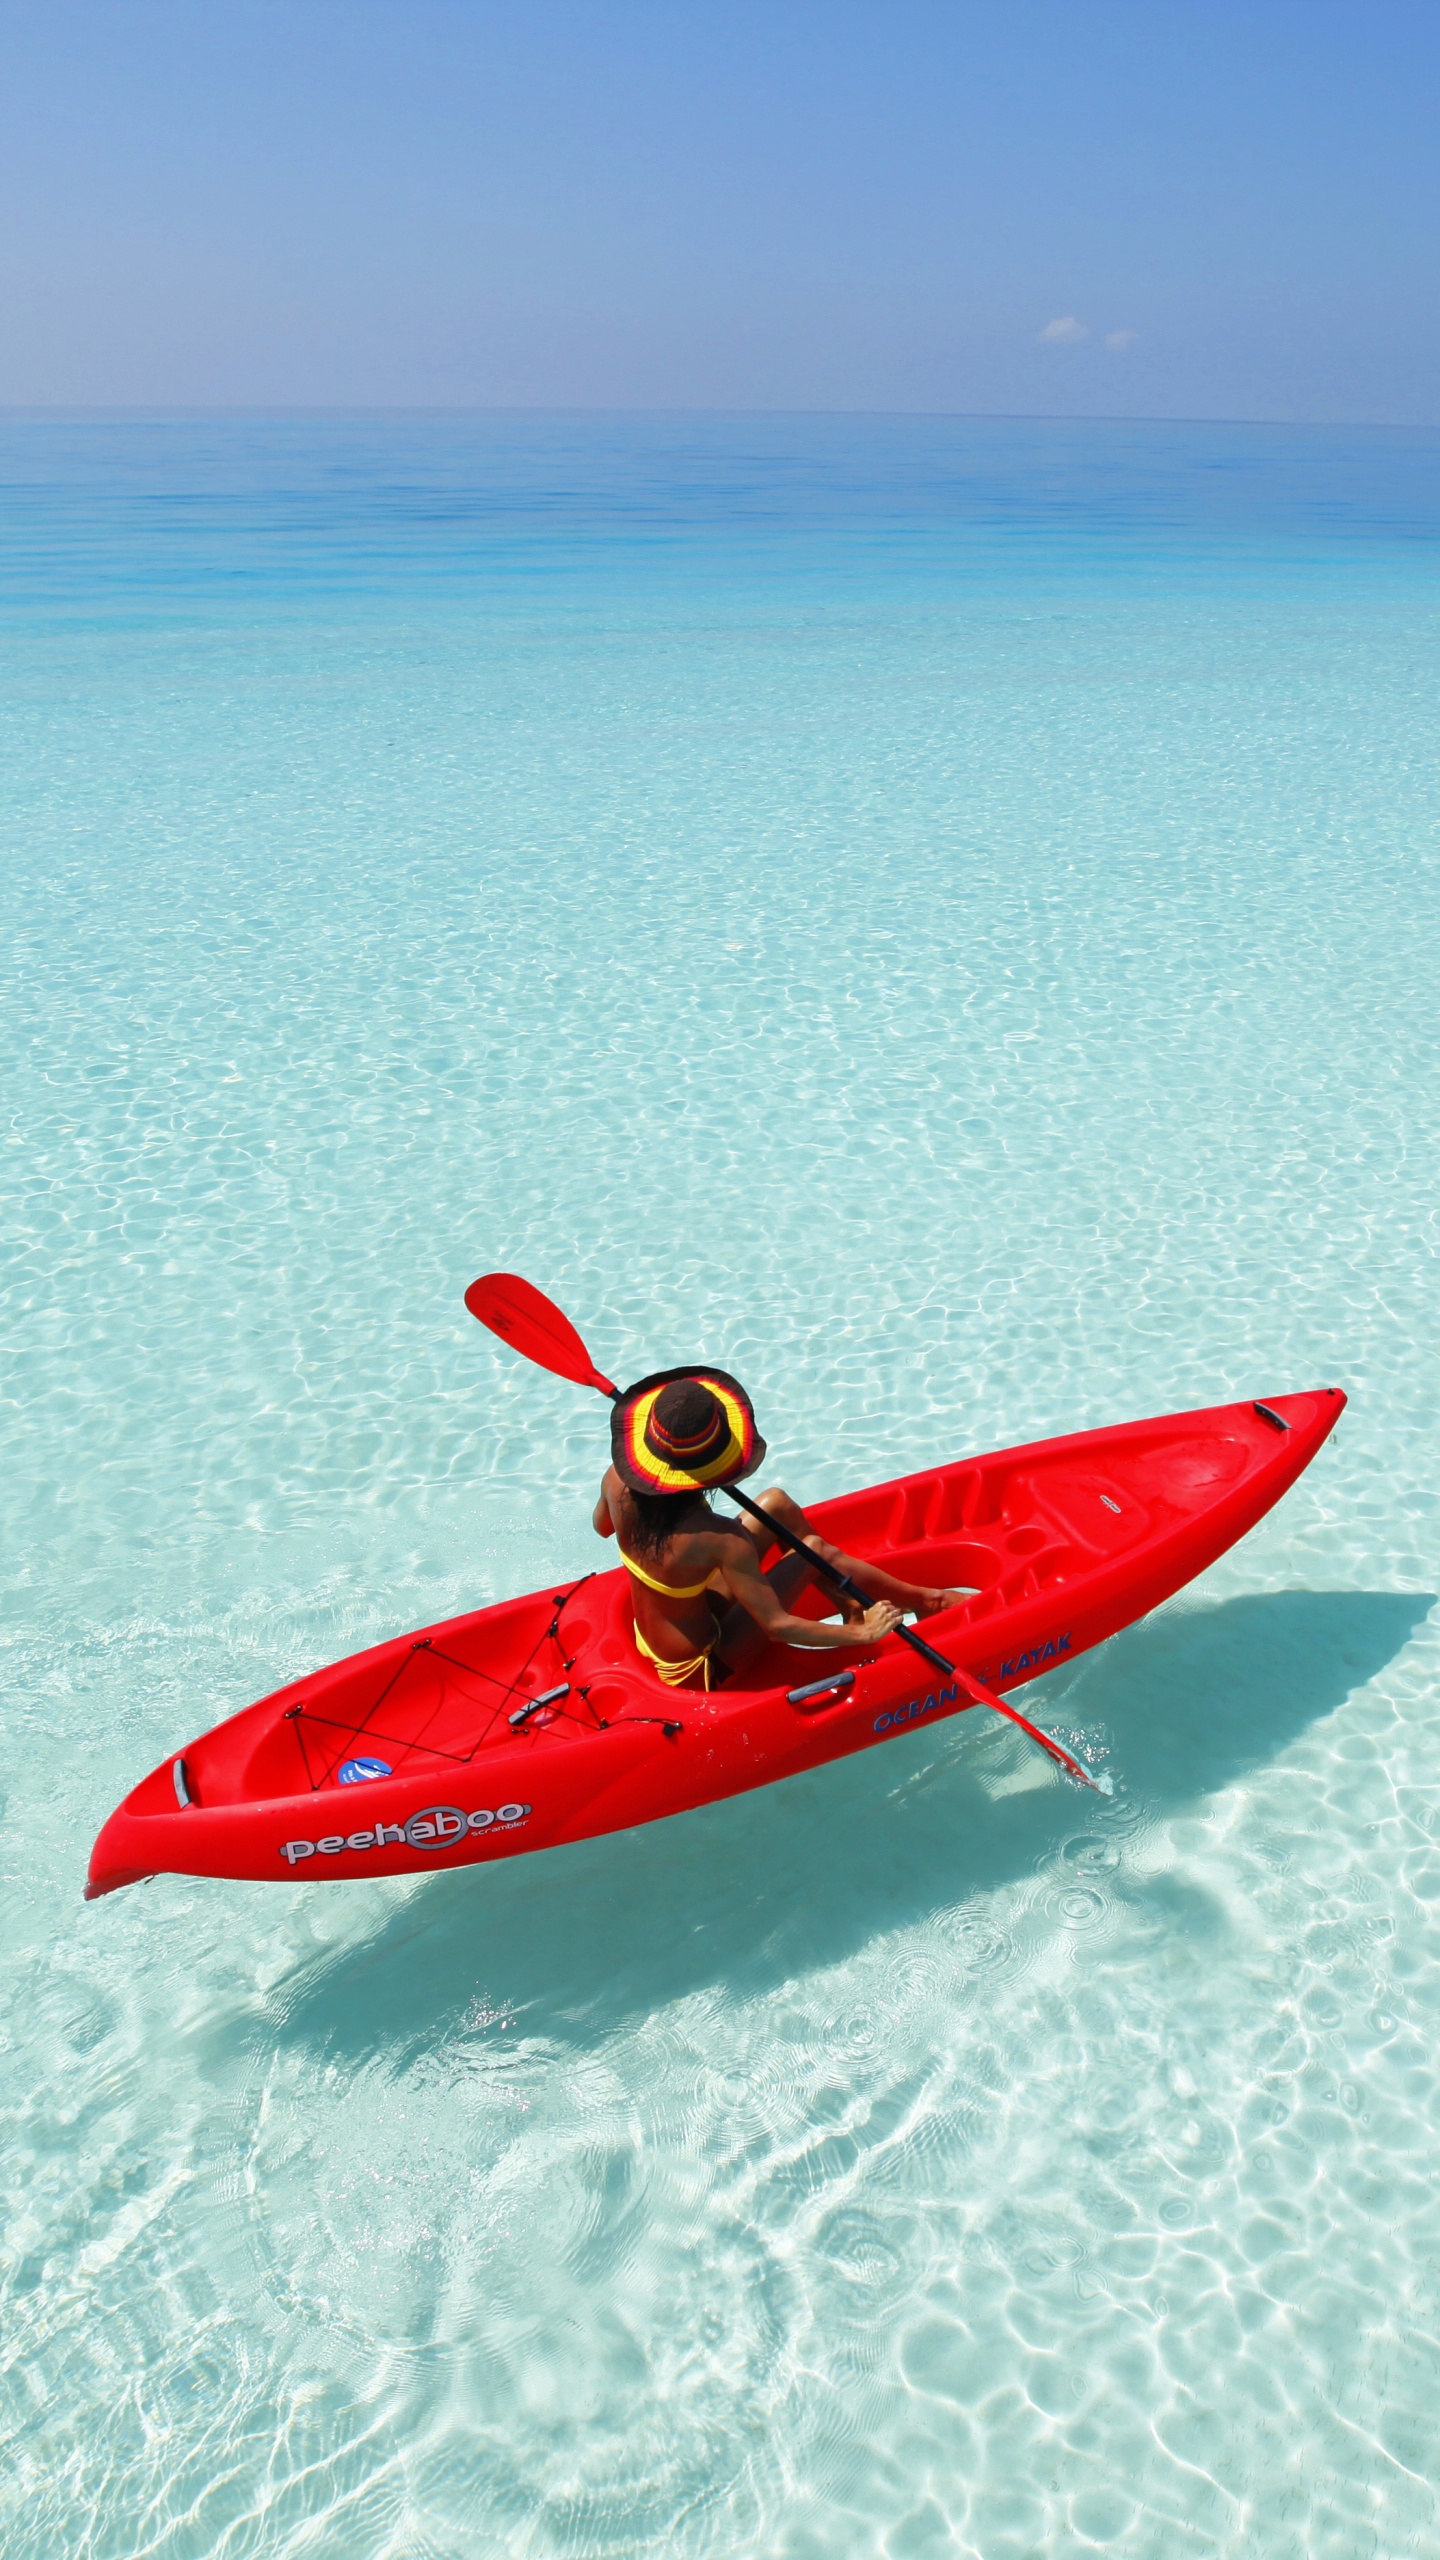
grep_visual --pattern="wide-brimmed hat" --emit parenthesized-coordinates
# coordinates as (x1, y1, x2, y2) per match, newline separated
(611, 1365, 766, 1496)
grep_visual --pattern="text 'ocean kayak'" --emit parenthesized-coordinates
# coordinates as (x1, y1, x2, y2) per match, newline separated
(85, 1388, 1342, 1898)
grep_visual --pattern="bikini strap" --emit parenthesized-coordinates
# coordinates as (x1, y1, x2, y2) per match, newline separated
(618, 1545, 714, 1600)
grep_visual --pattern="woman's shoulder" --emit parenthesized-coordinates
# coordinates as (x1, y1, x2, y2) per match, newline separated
(689, 1512, 752, 1564)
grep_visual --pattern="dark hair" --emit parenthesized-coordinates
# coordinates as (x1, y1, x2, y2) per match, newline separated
(624, 1486, 708, 1564)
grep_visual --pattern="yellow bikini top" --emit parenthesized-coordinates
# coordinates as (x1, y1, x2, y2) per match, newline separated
(619, 1545, 721, 1600)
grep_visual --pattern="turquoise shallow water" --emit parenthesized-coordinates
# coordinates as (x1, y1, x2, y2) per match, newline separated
(3, 413, 1439, 2558)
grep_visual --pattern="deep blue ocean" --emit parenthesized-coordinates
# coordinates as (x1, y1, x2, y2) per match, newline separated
(3, 412, 1439, 2558)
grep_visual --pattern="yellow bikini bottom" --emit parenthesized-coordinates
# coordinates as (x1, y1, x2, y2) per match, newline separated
(632, 1605, 726, 1690)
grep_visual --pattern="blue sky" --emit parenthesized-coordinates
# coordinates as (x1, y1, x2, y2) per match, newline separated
(1, 0, 1436, 417)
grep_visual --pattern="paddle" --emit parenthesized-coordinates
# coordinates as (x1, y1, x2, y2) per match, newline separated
(463, 1272, 619, 1399)
(465, 1271, 1108, 1791)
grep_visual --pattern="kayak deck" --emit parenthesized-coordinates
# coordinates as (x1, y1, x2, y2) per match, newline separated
(86, 1388, 1343, 1893)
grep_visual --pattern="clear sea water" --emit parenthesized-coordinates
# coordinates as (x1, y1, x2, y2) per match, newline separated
(3, 412, 1439, 2559)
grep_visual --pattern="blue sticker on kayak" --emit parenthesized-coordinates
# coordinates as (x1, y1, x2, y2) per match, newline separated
(338, 1757, 392, 1785)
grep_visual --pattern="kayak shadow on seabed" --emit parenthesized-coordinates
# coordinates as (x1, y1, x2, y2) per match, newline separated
(266, 1585, 1433, 2069)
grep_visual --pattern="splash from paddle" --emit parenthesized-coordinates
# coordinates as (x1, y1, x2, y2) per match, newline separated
(464, 1272, 1110, 1793)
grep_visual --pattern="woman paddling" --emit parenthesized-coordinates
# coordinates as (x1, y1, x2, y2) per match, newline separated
(594, 1368, 968, 1691)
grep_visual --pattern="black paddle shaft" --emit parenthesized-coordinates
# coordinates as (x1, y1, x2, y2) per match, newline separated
(725, 1484, 956, 1677)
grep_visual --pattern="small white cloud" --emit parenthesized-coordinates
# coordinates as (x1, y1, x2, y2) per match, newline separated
(1038, 315, 1088, 344)
(1105, 329, 1140, 352)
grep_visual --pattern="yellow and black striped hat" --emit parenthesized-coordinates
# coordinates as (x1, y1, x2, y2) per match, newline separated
(611, 1366, 765, 1496)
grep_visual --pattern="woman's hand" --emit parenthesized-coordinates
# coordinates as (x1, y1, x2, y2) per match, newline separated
(915, 1586, 974, 1615)
(852, 1599, 905, 1644)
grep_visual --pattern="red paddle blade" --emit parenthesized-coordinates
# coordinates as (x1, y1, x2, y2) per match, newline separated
(959, 1670, 1111, 1793)
(464, 1272, 619, 1399)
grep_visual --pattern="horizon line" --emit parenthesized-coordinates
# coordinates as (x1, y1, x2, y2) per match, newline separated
(2, 402, 1437, 434)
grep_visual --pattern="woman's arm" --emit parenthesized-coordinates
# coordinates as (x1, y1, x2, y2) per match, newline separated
(715, 1534, 903, 1650)
(592, 1469, 620, 1539)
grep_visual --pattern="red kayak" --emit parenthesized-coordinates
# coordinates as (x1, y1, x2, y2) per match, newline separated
(85, 1388, 1341, 1899)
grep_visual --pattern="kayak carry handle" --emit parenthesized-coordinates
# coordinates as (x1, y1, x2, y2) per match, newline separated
(787, 1669, 856, 1709)
(1253, 1402, 1292, 1431)
(509, 1683, 570, 1729)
